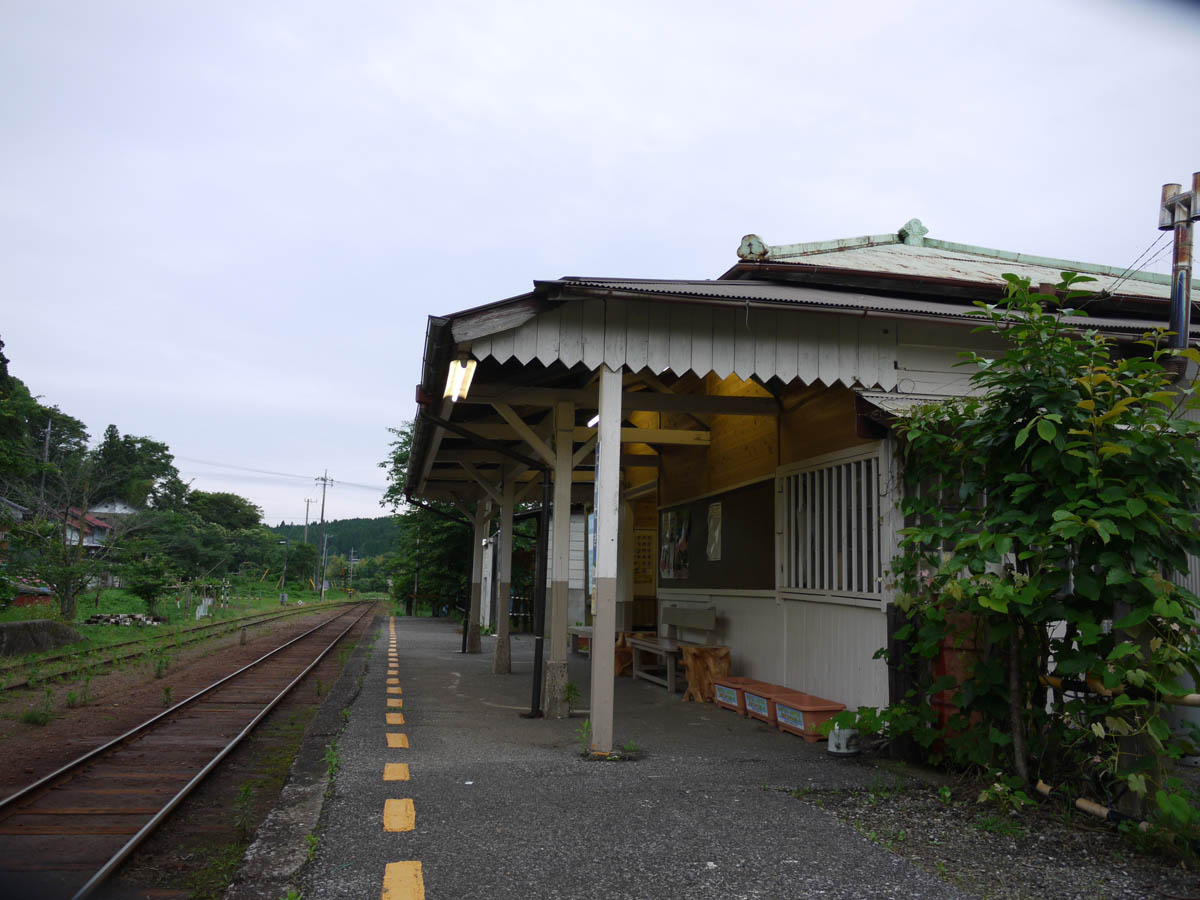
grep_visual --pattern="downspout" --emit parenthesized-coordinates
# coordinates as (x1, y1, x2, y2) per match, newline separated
(524, 470, 552, 719)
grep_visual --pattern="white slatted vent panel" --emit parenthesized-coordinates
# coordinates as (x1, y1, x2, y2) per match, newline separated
(780, 452, 882, 599)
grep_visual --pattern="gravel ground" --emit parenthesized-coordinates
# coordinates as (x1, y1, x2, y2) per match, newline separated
(796, 768, 1200, 900)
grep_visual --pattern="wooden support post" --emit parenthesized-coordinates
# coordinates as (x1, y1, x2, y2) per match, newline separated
(493, 477, 515, 674)
(544, 400, 574, 717)
(467, 500, 489, 654)
(589, 366, 621, 754)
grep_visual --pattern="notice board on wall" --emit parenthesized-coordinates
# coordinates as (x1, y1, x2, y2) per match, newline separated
(658, 478, 774, 591)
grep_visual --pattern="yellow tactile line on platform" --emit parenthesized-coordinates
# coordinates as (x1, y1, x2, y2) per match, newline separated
(383, 798, 415, 832)
(382, 619, 423, 898)
(381, 861, 424, 899)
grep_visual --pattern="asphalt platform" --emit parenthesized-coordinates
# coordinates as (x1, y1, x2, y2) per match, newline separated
(237, 614, 975, 899)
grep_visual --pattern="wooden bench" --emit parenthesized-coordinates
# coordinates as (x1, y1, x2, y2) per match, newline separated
(627, 605, 720, 692)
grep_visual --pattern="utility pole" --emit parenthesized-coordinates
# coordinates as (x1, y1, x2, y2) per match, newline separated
(303, 498, 314, 544)
(320, 532, 332, 602)
(1160, 172, 1200, 352)
(314, 471, 332, 589)
(37, 419, 51, 513)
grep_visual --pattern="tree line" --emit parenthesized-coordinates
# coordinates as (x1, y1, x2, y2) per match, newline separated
(0, 337, 323, 618)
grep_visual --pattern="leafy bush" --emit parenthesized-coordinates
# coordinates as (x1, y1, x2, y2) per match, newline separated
(842, 273, 1200, 848)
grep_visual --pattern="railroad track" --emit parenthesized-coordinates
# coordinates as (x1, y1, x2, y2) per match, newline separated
(0, 600, 376, 899)
(0, 600, 360, 695)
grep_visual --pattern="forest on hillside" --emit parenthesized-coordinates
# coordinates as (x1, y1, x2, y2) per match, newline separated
(271, 516, 399, 559)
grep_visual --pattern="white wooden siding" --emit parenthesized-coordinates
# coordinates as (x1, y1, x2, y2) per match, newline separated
(471, 298, 901, 389)
(655, 590, 888, 709)
(783, 599, 889, 708)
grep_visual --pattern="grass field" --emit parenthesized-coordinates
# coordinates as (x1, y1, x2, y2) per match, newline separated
(0, 577, 385, 672)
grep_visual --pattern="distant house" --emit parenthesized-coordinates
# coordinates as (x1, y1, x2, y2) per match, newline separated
(0, 500, 51, 607)
(0, 498, 29, 553)
(64, 509, 113, 549)
(89, 499, 138, 522)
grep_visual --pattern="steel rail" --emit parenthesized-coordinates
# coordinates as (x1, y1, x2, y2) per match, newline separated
(0, 601, 371, 815)
(66, 600, 375, 900)
(0, 602, 375, 899)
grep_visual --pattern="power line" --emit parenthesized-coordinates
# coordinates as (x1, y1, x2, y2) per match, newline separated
(1105, 233, 1171, 297)
(175, 456, 386, 492)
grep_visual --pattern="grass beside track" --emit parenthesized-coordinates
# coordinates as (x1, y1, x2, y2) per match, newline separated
(0, 583, 387, 694)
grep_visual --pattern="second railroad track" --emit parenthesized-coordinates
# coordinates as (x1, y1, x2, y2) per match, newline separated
(0, 600, 376, 900)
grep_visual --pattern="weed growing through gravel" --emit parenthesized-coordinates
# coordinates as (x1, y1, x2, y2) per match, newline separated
(161, 685, 174, 707)
(306, 832, 319, 860)
(234, 784, 256, 840)
(563, 681, 581, 715)
(21, 688, 53, 725)
(324, 740, 341, 780)
(188, 840, 245, 900)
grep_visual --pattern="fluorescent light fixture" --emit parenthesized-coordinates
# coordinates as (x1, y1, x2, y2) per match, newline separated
(586, 414, 600, 428)
(443, 357, 477, 402)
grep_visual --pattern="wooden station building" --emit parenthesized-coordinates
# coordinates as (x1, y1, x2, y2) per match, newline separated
(403, 219, 1194, 754)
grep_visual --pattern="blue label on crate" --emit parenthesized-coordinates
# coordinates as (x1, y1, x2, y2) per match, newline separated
(715, 685, 738, 706)
(745, 693, 768, 716)
(777, 704, 806, 730)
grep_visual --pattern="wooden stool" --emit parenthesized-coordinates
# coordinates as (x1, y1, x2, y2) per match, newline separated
(680, 645, 731, 702)
(614, 647, 633, 677)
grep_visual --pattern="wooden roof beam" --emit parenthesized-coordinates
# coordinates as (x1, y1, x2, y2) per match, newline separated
(464, 385, 777, 416)
(490, 403, 556, 466)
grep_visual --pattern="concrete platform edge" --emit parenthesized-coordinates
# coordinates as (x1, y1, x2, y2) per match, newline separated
(223, 611, 382, 900)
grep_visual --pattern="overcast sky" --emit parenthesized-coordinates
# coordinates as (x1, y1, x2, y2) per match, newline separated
(3, 0, 1199, 526)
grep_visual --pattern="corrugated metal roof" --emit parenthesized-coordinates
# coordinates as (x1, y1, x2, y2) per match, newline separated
(734, 220, 1193, 302)
(555, 277, 1198, 337)
(762, 241, 1177, 300)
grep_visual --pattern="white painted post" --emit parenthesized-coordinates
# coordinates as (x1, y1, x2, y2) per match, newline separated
(493, 477, 515, 674)
(544, 400, 575, 717)
(467, 500, 489, 654)
(590, 366, 621, 754)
